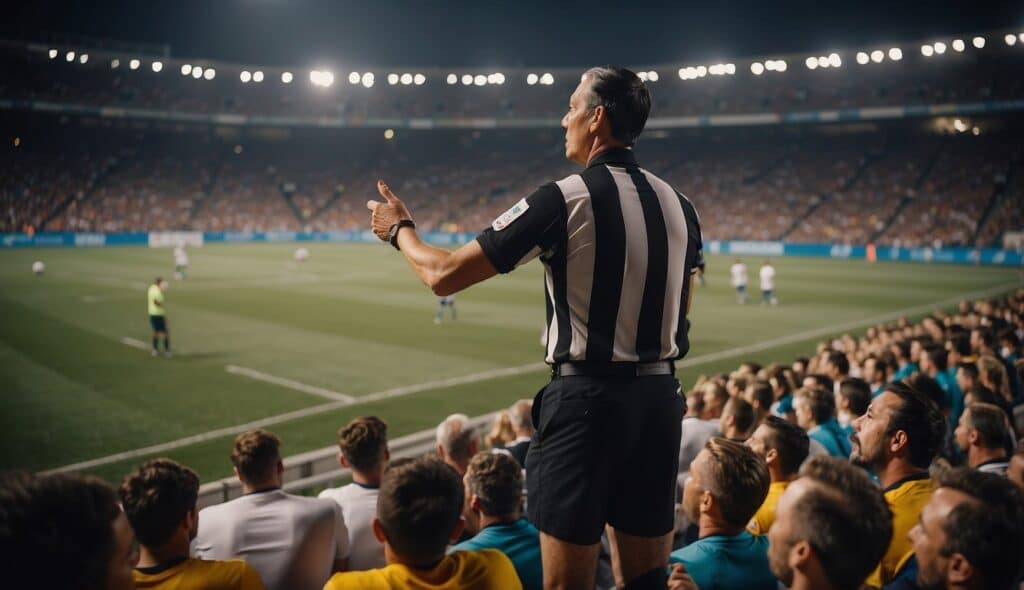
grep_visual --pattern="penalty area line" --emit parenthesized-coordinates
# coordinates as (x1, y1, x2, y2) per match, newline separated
(225, 365, 355, 403)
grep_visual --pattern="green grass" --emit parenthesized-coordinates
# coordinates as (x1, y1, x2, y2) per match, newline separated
(0, 243, 1019, 483)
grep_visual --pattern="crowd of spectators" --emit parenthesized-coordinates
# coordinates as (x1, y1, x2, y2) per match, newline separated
(3, 40, 1023, 120)
(4, 291, 1024, 589)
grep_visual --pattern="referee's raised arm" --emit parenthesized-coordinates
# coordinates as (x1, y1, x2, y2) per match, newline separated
(367, 66, 703, 590)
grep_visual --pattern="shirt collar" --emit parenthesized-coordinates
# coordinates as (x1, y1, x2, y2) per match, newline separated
(586, 147, 637, 169)
(882, 471, 930, 493)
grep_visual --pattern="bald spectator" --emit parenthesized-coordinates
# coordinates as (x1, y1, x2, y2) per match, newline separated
(436, 414, 480, 476)
(505, 400, 534, 468)
(767, 456, 893, 590)
(670, 438, 776, 590)
(954, 403, 1012, 475)
(745, 416, 809, 536)
(719, 397, 755, 442)
(319, 417, 390, 570)
(195, 430, 350, 590)
(850, 382, 946, 588)
(793, 387, 850, 458)
(452, 452, 542, 590)
(0, 472, 138, 590)
(908, 468, 1024, 590)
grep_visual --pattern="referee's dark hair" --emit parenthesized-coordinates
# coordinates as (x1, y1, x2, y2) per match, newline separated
(933, 467, 1024, 589)
(583, 66, 651, 146)
(793, 456, 893, 590)
(883, 381, 946, 469)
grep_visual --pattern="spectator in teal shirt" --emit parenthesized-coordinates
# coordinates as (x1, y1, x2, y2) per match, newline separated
(670, 438, 777, 590)
(794, 387, 851, 458)
(890, 341, 918, 383)
(450, 452, 541, 590)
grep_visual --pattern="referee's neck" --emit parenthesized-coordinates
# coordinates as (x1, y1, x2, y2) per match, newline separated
(584, 140, 629, 167)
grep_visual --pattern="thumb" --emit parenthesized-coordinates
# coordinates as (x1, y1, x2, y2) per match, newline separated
(377, 180, 399, 203)
(366, 199, 381, 211)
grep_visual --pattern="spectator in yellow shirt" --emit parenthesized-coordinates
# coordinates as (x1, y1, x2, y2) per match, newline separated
(850, 382, 946, 588)
(745, 416, 810, 535)
(119, 458, 264, 590)
(323, 456, 521, 590)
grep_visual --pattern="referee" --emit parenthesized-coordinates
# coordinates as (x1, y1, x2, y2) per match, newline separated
(367, 66, 702, 589)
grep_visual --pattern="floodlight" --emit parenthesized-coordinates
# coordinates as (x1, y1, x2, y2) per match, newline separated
(192, 66, 203, 78)
(387, 73, 399, 85)
(111, 59, 120, 69)
(528, 73, 539, 85)
(400, 73, 413, 85)
(638, 71, 648, 81)
(805, 57, 817, 69)
(1005, 34, 1017, 46)
(870, 50, 884, 63)
(384, 129, 395, 140)
(695, 66, 707, 77)
(828, 54, 841, 67)
(817, 56, 829, 68)
(130, 59, 140, 70)
(474, 74, 487, 86)
(253, 71, 264, 82)
(151, 61, 162, 72)
(888, 48, 903, 61)
(648, 71, 659, 81)
(281, 71, 293, 83)
(361, 72, 374, 87)
(921, 45, 934, 56)
(775, 60, 787, 72)
(79, 53, 89, 64)
(856, 52, 869, 64)
(951, 39, 965, 52)
(933, 42, 946, 54)
(972, 126, 980, 136)
(447, 73, 458, 84)
(181, 64, 192, 75)
(491, 73, 503, 84)
(972, 36, 985, 49)
(48, 48, 58, 59)
(240, 70, 252, 83)
(462, 74, 473, 85)
(203, 68, 215, 80)
(751, 62, 764, 75)
(349, 72, 361, 84)
(541, 72, 554, 85)
(65, 51, 75, 62)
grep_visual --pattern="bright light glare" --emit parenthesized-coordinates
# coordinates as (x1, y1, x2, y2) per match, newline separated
(181, 64, 192, 76)
(384, 129, 395, 140)
(414, 73, 426, 85)
(79, 53, 89, 64)
(310, 70, 334, 87)
(817, 56, 830, 68)
(129, 58, 140, 70)
(1005, 34, 1017, 46)
(240, 70, 252, 83)
(281, 71, 293, 84)
(695, 66, 707, 77)
(921, 45, 934, 57)
(203, 68, 215, 80)
(400, 73, 413, 85)
(474, 74, 487, 86)
(828, 53, 841, 67)
(387, 73, 399, 85)
(750, 62, 765, 75)
(151, 61, 162, 72)
(805, 57, 818, 69)
(253, 71, 264, 82)
(65, 51, 75, 62)
(648, 70, 659, 81)
(462, 74, 473, 85)
(856, 52, 869, 64)
(972, 36, 985, 49)
(48, 48, 58, 59)
(361, 72, 374, 88)
(888, 48, 903, 61)
(191, 66, 203, 79)
(111, 59, 120, 69)
(868, 50, 883, 63)
(527, 73, 538, 85)
(934, 42, 946, 54)
(348, 72, 361, 84)
(540, 72, 554, 85)
(775, 60, 787, 72)
(447, 73, 458, 84)
(952, 39, 965, 52)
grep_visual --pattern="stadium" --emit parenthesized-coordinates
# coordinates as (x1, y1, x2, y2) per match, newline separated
(2, 2, 1024, 589)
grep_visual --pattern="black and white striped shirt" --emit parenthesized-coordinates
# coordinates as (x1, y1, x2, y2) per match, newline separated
(477, 147, 703, 364)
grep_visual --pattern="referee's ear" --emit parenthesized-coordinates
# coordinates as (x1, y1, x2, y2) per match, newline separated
(589, 105, 608, 135)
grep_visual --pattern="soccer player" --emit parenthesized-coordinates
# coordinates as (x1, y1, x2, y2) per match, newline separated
(148, 278, 171, 357)
(759, 260, 778, 306)
(435, 295, 456, 324)
(730, 258, 748, 304)
(173, 243, 188, 280)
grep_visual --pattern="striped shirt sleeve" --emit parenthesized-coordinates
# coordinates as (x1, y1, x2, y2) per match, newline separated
(476, 182, 566, 274)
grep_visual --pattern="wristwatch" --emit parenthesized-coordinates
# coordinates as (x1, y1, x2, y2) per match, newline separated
(388, 219, 416, 250)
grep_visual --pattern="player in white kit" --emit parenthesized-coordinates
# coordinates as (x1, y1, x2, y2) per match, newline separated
(730, 259, 748, 304)
(173, 244, 189, 280)
(759, 260, 778, 306)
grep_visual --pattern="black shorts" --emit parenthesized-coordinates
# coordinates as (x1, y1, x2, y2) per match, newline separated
(149, 315, 167, 332)
(525, 374, 684, 545)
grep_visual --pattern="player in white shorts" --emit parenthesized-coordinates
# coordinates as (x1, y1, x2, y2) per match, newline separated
(759, 260, 778, 306)
(173, 244, 189, 280)
(730, 259, 748, 304)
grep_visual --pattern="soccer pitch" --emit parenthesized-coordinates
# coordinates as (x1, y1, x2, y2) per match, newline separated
(0, 243, 1019, 484)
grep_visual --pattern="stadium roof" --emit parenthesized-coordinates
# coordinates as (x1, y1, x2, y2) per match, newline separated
(5, 0, 1023, 68)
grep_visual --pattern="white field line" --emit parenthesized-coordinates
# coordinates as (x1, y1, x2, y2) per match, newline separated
(225, 365, 355, 403)
(120, 337, 151, 351)
(47, 281, 1018, 474)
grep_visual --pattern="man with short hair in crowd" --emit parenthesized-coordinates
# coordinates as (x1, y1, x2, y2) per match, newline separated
(119, 458, 264, 589)
(679, 388, 721, 493)
(701, 381, 729, 421)
(743, 380, 775, 432)
(319, 416, 390, 570)
(436, 413, 479, 476)
(793, 387, 850, 458)
(891, 342, 917, 382)
(195, 430, 350, 590)
(863, 355, 889, 397)
(505, 400, 534, 468)
(850, 382, 946, 588)
(719, 396, 755, 442)
(745, 416, 809, 535)
(954, 403, 1012, 475)
(823, 350, 850, 392)
(835, 378, 871, 439)
(452, 452, 542, 590)
(669, 438, 776, 590)
(324, 456, 522, 590)
(907, 468, 1024, 590)
(0, 472, 138, 590)
(767, 456, 893, 590)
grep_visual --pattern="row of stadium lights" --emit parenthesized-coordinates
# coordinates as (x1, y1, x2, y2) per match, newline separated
(48, 32, 1024, 86)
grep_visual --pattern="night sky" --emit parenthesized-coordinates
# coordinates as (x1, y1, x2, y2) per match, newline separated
(4, 0, 1022, 68)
